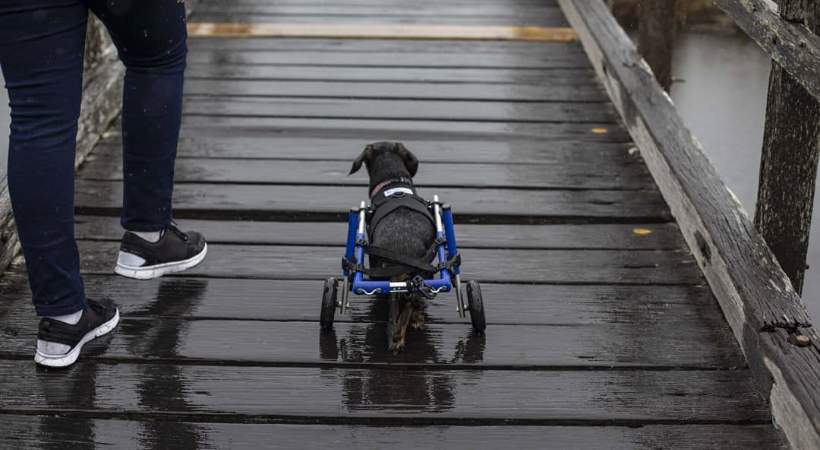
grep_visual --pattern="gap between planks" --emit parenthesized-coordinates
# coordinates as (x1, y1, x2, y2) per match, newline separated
(187, 23, 578, 41)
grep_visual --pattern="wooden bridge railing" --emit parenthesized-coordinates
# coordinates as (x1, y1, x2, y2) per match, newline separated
(557, 1, 820, 448)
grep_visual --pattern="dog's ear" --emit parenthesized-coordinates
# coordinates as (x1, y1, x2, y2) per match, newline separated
(395, 142, 419, 177)
(349, 144, 374, 175)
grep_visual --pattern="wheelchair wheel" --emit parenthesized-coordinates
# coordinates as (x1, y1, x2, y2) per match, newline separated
(465, 280, 486, 333)
(320, 278, 337, 331)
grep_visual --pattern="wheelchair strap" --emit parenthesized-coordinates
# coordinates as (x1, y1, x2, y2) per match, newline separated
(365, 244, 438, 277)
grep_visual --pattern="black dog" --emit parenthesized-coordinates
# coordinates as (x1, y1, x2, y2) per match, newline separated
(349, 142, 436, 352)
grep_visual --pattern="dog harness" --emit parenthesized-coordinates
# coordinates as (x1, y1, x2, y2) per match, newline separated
(353, 178, 440, 281)
(367, 178, 435, 235)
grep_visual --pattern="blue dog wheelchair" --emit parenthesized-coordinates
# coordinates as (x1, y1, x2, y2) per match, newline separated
(320, 195, 486, 333)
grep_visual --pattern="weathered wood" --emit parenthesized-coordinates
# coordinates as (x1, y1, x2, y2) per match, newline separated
(72, 216, 686, 250)
(178, 116, 631, 142)
(186, 48, 588, 69)
(0, 274, 715, 325)
(637, 0, 677, 91)
(713, 0, 820, 102)
(0, 361, 770, 423)
(186, 65, 598, 85)
(193, 4, 565, 18)
(0, 315, 744, 368)
(97, 137, 634, 163)
(184, 79, 608, 102)
(558, 0, 820, 448)
(81, 153, 652, 190)
(191, 13, 563, 27)
(64, 241, 700, 284)
(186, 37, 578, 54)
(74, 181, 672, 223)
(0, 416, 789, 450)
(180, 97, 618, 124)
(754, 0, 820, 294)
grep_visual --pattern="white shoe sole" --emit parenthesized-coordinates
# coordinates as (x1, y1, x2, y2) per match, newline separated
(114, 243, 208, 280)
(34, 309, 120, 368)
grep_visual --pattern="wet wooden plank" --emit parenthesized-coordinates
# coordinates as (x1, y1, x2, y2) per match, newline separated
(74, 181, 670, 223)
(97, 137, 634, 163)
(0, 315, 744, 368)
(0, 274, 713, 325)
(80, 154, 651, 190)
(180, 97, 618, 124)
(203, 0, 559, 5)
(186, 37, 581, 54)
(178, 117, 631, 142)
(186, 65, 598, 85)
(72, 216, 686, 250)
(184, 80, 609, 102)
(186, 49, 588, 69)
(193, 4, 564, 18)
(191, 14, 565, 27)
(0, 361, 769, 423)
(0, 269, 716, 325)
(0, 416, 789, 450)
(69, 241, 699, 284)
(187, 23, 577, 42)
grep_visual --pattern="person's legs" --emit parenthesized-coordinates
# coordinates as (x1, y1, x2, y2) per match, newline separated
(86, 0, 206, 280)
(0, 0, 88, 317)
(85, 0, 188, 232)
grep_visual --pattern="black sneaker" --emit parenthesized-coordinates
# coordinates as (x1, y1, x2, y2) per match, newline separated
(35, 298, 120, 368)
(114, 222, 207, 280)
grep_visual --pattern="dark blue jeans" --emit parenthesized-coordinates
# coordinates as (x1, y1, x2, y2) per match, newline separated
(0, 0, 187, 316)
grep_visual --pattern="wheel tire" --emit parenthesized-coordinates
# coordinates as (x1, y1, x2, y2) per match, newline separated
(466, 280, 486, 333)
(320, 278, 338, 331)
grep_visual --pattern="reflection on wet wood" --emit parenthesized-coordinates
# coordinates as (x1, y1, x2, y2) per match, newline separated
(75, 181, 671, 223)
(180, 97, 618, 123)
(0, 361, 769, 422)
(183, 79, 609, 102)
(185, 48, 589, 68)
(72, 216, 686, 249)
(0, 317, 745, 368)
(0, 416, 789, 450)
(0, 275, 712, 324)
(97, 137, 634, 163)
(70, 241, 701, 284)
(179, 117, 632, 142)
(82, 154, 652, 190)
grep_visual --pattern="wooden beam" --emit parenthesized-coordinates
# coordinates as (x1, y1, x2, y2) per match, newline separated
(713, 0, 820, 101)
(637, 0, 677, 91)
(754, 0, 820, 294)
(187, 23, 578, 42)
(557, 0, 819, 448)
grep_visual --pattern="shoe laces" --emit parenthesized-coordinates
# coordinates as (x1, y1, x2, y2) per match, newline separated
(167, 221, 189, 242)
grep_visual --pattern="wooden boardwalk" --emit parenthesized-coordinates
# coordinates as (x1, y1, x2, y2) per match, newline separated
(0, 0, 790, 448)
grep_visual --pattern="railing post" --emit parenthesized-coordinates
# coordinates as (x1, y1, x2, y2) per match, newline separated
(637, 0, 677, 91)
(754, 0, 820, 294)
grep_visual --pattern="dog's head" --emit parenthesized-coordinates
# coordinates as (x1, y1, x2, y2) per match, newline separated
(348, 142, 419, 180)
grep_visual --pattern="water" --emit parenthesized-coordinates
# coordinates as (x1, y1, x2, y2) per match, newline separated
(670, 30, 820, 321)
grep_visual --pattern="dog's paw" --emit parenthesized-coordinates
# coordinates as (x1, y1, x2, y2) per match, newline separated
(388, 336, 406, 354)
